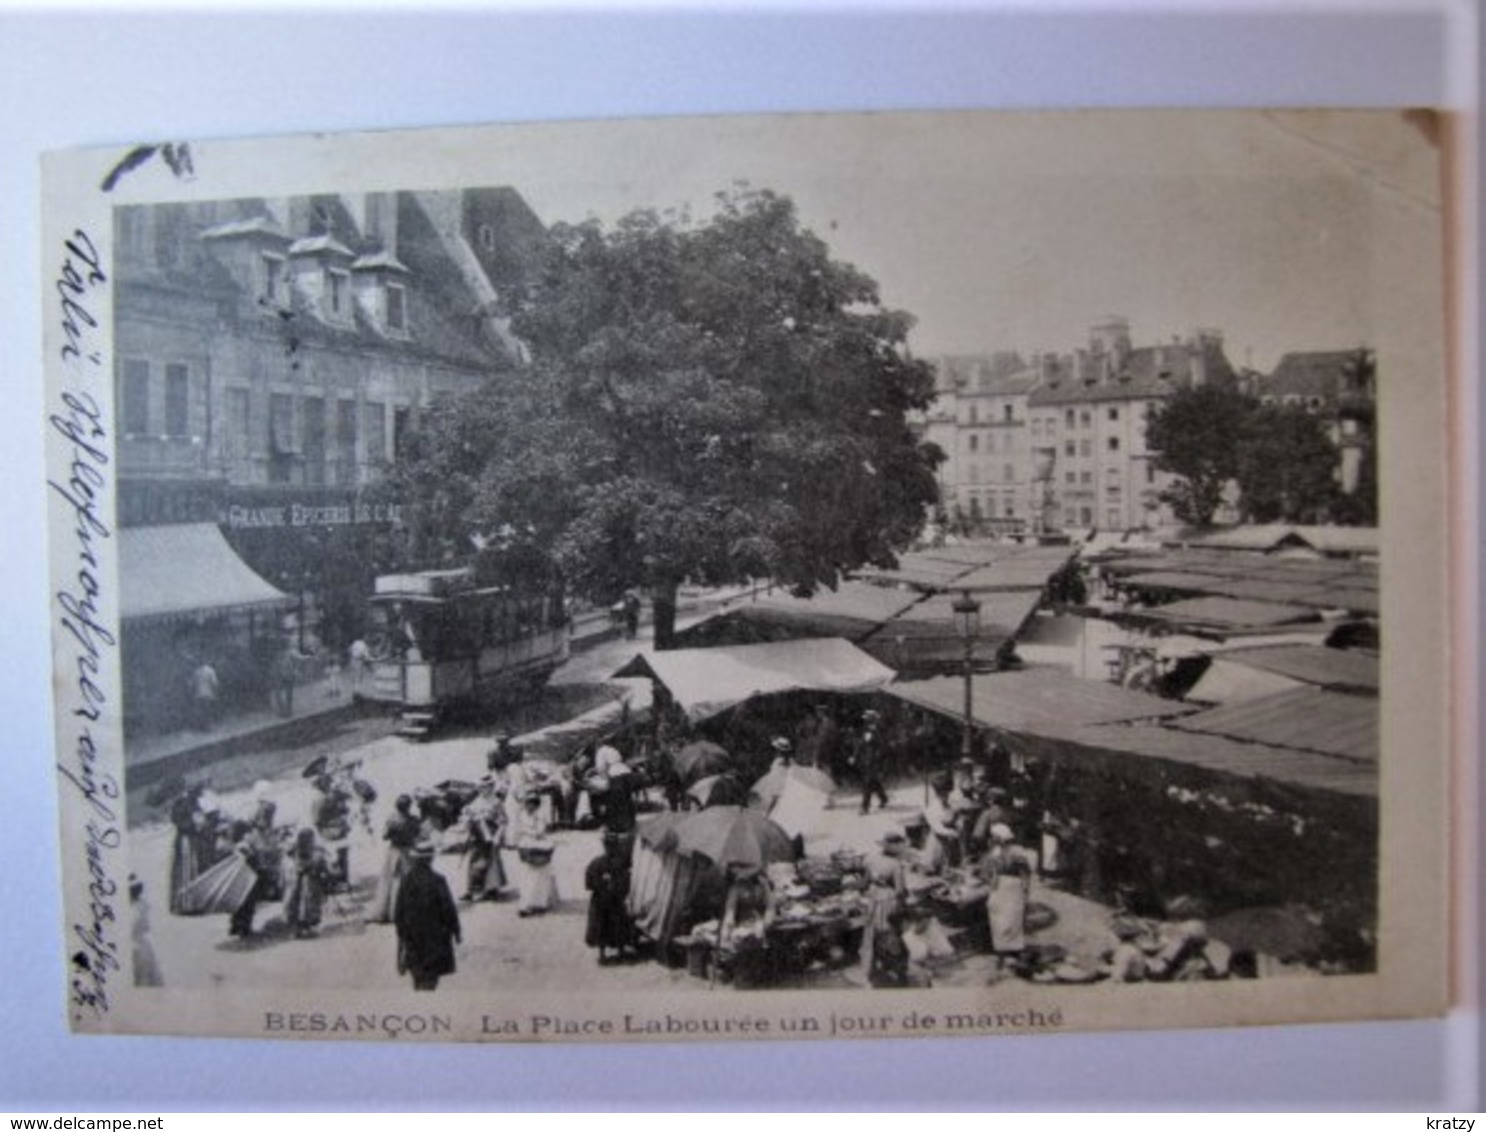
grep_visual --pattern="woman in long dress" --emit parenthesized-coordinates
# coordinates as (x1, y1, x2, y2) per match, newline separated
(513, 791, 558, 917)
(584, 831, 636, 962)
(979, 822, 1036, 968)
(462, 778, 508, 902)
(285, 827, 331, 938)
(371, 794, 422, 923)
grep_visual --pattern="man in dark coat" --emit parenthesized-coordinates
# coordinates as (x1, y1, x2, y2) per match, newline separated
(394, 840, 461, 991)
(855, 709, 889, 815)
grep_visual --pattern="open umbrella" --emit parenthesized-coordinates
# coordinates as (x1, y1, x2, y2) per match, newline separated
(175, 852, 256, 916)
(669, 805, 795, 871)
(686, 773, 748, 809)
(670, 740, 733, 788)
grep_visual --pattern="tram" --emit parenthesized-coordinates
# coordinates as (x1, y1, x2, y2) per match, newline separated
(362, 567, 570, 733)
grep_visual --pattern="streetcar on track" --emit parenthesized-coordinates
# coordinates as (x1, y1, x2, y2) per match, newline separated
(362, 567, 570, 736)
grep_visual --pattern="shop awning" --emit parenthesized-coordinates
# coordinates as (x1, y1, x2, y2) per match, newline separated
(613, 638, 896, 723)
(121, 523, 294, 624)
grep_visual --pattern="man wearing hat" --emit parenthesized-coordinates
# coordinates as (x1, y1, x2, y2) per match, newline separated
(853, 709, 889, 815)
(394, 839, 461, 991)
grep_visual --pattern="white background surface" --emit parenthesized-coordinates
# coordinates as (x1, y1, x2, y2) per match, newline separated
(1, 1, 1479, 1111)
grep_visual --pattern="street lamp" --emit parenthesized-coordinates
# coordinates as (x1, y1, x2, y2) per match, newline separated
(951, 589, 982, 761)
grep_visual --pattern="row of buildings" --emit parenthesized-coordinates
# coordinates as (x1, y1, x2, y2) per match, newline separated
(921, 317, 1376, 536)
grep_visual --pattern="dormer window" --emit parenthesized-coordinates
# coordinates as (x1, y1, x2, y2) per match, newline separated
(386, 284, 407, 333)
(327, 269, 351, 321)
(262, 253, 285, 304)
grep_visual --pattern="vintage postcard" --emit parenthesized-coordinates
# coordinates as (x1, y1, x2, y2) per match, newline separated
(42, 110, 1453, 1043)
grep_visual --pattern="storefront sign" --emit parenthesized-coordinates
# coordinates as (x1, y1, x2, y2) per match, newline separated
(222, 501, 403, 530)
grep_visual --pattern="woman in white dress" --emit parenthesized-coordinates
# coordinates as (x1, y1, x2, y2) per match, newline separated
(512, 790, 558, 917)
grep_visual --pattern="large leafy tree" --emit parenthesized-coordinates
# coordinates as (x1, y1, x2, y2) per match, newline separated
(1234, 403, 1341, 523)
(397, 188, 942, 646)
(1147, 378, 1256, 526)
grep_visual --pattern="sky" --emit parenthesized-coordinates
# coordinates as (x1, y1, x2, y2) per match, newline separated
(464, 109, 1442, 374)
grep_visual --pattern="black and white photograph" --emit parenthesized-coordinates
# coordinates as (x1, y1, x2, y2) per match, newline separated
(42, 109, 1450, 1044)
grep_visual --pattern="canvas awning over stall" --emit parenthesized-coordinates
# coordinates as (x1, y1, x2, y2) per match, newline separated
(120, 523, 294, 624)
(887, 666, 1193, 732)
(613, 638, 896, 723)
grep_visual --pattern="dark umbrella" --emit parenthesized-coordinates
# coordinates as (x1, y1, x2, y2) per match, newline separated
(668, 805, 795, 871)
(686, 773, 748, 809)
(670, 741, 733, 788)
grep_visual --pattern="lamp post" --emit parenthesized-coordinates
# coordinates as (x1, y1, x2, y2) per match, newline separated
(951, 589, 982, 761)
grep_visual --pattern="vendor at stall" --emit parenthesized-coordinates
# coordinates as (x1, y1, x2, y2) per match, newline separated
(861, 829, 909, 977)
(979, 823, 1037, 970)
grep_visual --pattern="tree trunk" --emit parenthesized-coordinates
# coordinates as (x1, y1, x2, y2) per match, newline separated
(652, 579, 680, 651)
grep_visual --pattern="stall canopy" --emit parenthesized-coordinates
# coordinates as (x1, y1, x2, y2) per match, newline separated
(121, 523, 293, 624)
(1186, 644, 1379, 704)
(888, 666, 1193, 733)
(1165, 686, 1378, 762)
(613, 638, 896, 723)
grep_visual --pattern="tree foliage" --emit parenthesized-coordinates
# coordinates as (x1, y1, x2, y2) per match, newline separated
(1149, 378, 1351, 527)
(1234, 403, 1341, 524)
(1147, 378, 1255, 526)
(396, 188, 943, 643)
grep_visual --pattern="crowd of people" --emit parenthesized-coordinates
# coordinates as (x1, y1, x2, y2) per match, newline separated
(152, 694, 1250, 995)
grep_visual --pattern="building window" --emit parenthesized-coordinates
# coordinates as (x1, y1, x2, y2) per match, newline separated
(1147, 464, 1156, 484)
(1080, 507, 1093, 526)
(336, 399, 358, 484)
(262, 254, 284, 304)
(1108, 406, 1120, 422)
(968, 463, 981, 485)
(1107, 508, 1121, 529)
(478, 223, 496, 252)
(986, 432, 997, 454)
(225, 388, 251, 461)
(327, 269, 350, 319)
(968, 404, 978, 425)
(303, 397, 326, 486)
(394, 406, 412, 461)
(1064, 440, 1076, 457)
(1030, 419, 1040, 437)
(1108, 436, 1120, 452)
(121, 359, 150, 436)
(1079, 439, 1092, 457)
(364, 401, 387, 466)
(1003, 404, 1014, 423)
(268, 393, 298, 484)
(1003, 463, 1014, 483)
(164, 363, 190, 436)
(1080, 410, 1092, 427)
(1065, 471, 1076, 485)
(968, 434, 979, 453)
(1081, 471, 1092, 484)
(386, 284, 407, 332)
(1064, 409, 1074, 428)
